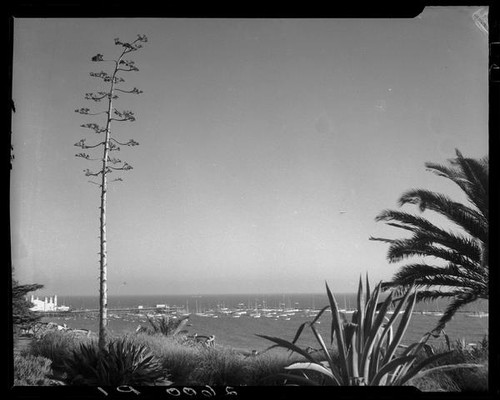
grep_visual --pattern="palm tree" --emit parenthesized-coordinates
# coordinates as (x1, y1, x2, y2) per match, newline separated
(370, 149, 488, 331)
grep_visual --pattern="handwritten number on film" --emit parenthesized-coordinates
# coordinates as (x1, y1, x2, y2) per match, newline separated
(165, 385, 236, 397)
(97, 385, 237, 397)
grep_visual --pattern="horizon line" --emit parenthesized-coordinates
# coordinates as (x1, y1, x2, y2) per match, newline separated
(33, 291, 360, 298)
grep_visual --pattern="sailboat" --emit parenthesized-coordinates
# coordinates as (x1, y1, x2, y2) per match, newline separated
(465, 311, 489, 318)
(465, 303, 488, 318)
(343, 296, 355, 314)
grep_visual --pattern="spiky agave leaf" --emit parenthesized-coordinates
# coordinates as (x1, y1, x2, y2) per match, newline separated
(370, 355, 417, 386)
(255, 334, 316, 363)
(356, 277, 366, 356)
(369, 285, 414, 380)
(363, 281, 382, 347)
(285, 362, 339, 385)
(258, 276, 466, 387)
(309, 323, 343, 385)
(359, 288, 394, 378)
(325, 282, 349, 383)
(383, 290, 417, 365)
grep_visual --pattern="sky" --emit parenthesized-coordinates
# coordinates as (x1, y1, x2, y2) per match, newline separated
(11, 8, 489, 296)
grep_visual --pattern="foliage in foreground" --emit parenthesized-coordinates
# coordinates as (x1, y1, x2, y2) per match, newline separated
(127, 333, 297, 386)
(371, 149, 488, 332)
(12, 280, 44, 332)
(14, 354, 53, 386)
(62, 336, 169, 386)
(29, 330, 93, 371)
(259, 276, 484, 386)
(411, 336, 488, 392)
(20, 326, 487, 389)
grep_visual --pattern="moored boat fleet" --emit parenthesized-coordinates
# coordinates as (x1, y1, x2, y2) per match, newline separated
(47, 297, 488, 322)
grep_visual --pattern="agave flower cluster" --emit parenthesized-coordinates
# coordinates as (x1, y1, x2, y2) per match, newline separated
(259, 276, 481, 386)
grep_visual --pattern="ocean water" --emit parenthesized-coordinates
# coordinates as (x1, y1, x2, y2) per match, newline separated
(44, 293, 489, 352)
(56, 293, 489, 314)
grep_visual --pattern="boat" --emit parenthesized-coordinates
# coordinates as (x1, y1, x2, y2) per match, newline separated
(465, 312, 489, 318)
(232, 311, 246, 317)
(386, 310, 406, 315)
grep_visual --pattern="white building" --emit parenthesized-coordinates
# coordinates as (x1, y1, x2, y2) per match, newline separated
(29, 295, 69, 312)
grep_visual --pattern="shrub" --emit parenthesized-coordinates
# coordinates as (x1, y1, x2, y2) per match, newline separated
(258, 276, 483, 386)
(29, 330, 90, 371)
(63, 336, 170, 386)
(129, 333, 301, 386)
(189, 347, 251, 386)
(245, 351, 304, 385)
(410, 371, 461, 392)
(411, 336, 488, 391)
(127, 333, 201, 385)
(14, 354, 53, 386)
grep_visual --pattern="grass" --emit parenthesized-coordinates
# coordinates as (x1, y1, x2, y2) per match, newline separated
(28, 330, 95, 373)
(13, 354, 53, 386)
(28, 330, 94, 372)
(125, 333, 202, 385)
(126, 332, 301, 385)
(16, 328, 488, 389)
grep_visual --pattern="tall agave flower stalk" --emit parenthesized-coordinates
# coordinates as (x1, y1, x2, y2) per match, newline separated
(258, 275, 483, 386)
(75, 35, 147, 352)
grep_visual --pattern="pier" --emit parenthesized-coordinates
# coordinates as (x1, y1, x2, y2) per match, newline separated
(38, 305, 186, 318)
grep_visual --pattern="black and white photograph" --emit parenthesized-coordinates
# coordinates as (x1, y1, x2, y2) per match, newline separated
(10, 6, 491, 394)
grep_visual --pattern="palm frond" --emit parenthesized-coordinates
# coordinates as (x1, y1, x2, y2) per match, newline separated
(398, 189, 487, 243)
(373, 150, 488, 332)
(425, 149, 488, 217)
(375, 210, 440, 234)
(415, 289, 468, 302)
(433, 291, 480, 332)
(380, 238, 481, 268)
(373, 210, 483, 261)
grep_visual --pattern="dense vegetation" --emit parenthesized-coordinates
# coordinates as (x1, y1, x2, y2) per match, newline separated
(14, 290, 488, 390)
(12, 280, 44, 333)
(14, 327, 487, 390)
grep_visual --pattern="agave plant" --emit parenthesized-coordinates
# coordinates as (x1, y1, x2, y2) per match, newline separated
(258, 276, 483, 386)
(63, 336, 169, 386)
